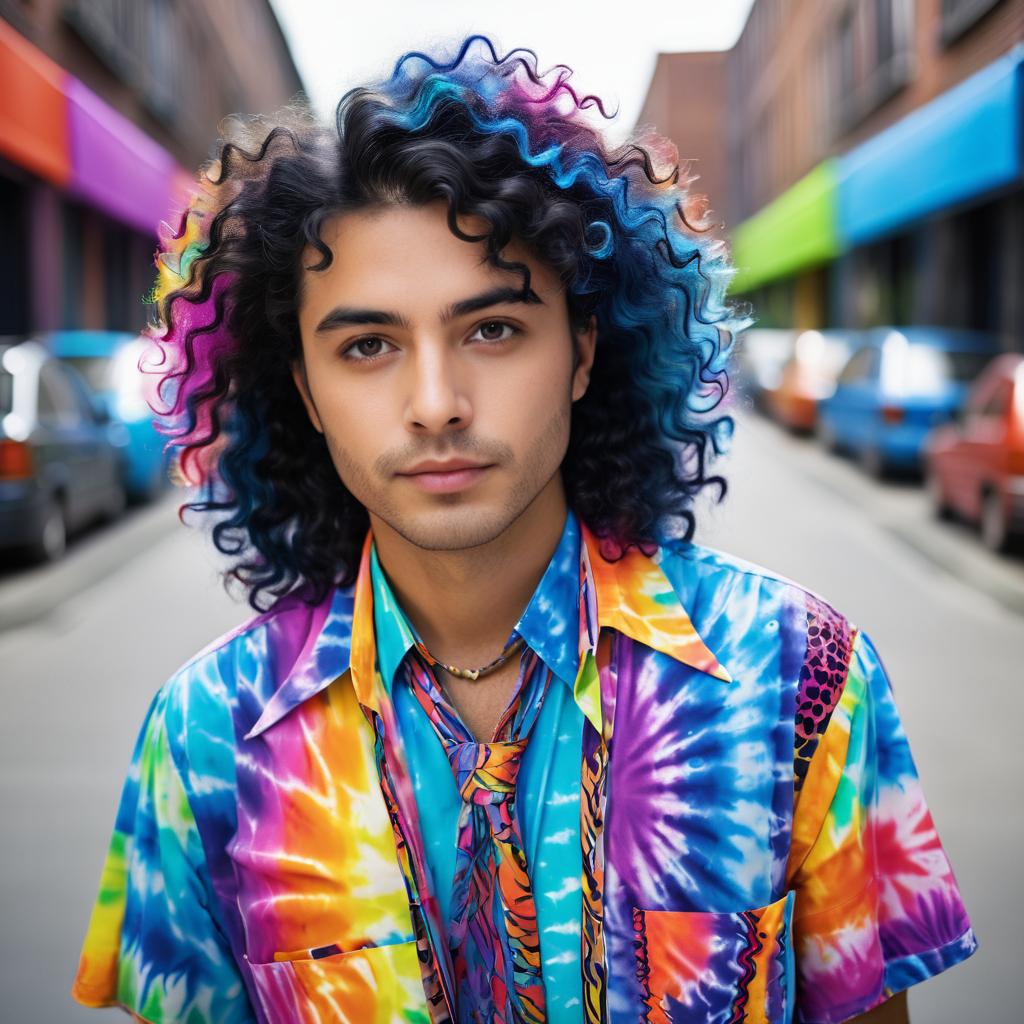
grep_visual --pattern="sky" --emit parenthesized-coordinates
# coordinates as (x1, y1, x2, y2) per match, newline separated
(268, 0, 755, 143)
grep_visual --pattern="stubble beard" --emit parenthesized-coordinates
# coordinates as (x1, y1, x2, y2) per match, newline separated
(323, 401, 572, 553)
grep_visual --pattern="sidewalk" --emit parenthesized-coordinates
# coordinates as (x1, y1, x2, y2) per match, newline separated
(0, 493, 185, 631)
(743, 411, 1024, 618)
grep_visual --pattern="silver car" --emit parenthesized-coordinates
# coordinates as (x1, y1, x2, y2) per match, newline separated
(1, 340, 126, 562)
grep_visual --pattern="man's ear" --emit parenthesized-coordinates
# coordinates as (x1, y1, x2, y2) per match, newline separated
(291, 359, 324, 434)
(571, 315, 597, 402)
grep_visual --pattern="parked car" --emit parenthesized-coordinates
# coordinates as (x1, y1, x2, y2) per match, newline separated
(766, 328, 856, 433)
(923, 353, 1024, 552)
(817, 327, 1001, 476)
(46, 330, 168, 501)
(732, 328, 797, 412)
(0, 340, 126, 562)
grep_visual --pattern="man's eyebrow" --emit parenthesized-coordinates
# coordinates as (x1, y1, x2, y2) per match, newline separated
(314, 284, 543, 336)
(441, 284, 543, 323)
(314, 306, 410, 334)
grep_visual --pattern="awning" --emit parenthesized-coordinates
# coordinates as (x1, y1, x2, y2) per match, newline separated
(66, 77, 178, 236)
(729, 162, 840, 294)
(838, 44, 1024, 245)
(0, 20, 70, 186)
(0, 23, 184, 236)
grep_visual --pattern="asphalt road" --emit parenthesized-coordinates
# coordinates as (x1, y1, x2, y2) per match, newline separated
(0, 407, 1020, 1022)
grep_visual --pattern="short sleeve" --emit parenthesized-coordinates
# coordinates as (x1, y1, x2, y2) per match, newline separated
(72, 685, 257, 1023)
(788, 627, 977, 1024)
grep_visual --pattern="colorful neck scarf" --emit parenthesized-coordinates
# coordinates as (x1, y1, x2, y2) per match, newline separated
(402, 642, 552, 1024)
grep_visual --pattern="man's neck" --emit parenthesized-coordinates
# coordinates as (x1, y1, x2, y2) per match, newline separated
(369, 477, 568, 668)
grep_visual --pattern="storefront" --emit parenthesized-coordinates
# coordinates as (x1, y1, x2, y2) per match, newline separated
(730, 161, 840, 328)
(729, 45, 1024, 348)
(0, 20, 184, 334)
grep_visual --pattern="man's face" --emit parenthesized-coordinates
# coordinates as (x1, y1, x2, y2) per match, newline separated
(294, 201, 596, 552)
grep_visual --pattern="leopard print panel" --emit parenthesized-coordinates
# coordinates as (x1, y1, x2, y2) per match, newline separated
(793, 592, 856, 791)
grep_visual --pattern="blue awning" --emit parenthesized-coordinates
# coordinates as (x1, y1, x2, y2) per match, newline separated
(838, 45, 1023, 245)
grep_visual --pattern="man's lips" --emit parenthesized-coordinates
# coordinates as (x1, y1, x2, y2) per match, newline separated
(396, 462, 495, 494)
(399, 458, 492, 475)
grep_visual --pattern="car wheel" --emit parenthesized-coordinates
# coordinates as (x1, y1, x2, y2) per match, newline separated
(102, 480, 128, 522)
(925, 467, 953, 521)
(31, 497, 67, 563)
(859, 444, 887, 480)
(817, 419, 840, 454)
(980, 490, 1009, 554)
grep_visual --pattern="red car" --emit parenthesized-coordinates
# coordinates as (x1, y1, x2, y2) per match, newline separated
(767, 329, 855, 433)
(924, 353, 1024, 552)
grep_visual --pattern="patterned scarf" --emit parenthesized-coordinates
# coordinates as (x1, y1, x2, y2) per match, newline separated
(402, 641, 552, 1024)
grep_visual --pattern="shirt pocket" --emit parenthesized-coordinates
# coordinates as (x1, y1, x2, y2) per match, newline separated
(632, 891, 796, 1024)
(245, 939, 430, 1024)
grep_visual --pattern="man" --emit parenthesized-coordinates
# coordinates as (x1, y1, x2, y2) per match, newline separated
(73, 36, 975, 1024)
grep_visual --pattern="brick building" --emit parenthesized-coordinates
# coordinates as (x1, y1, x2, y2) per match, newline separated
(634, 51, 730, 228)
(0, 0, 303, 336)
(636, 0, 1024, 348)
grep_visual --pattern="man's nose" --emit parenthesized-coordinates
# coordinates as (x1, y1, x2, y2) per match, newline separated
(405, 342, 474, 434)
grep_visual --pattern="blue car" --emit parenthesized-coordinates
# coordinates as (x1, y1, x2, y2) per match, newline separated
(45, 331, 169, 501)
(818, 327, 1000, 476)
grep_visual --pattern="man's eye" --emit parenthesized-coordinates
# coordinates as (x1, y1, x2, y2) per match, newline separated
(341, 337, 394, 362)
(472, 321, 520, 344)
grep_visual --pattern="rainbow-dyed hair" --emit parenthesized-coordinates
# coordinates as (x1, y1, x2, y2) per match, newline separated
(149, 35, 747, 611)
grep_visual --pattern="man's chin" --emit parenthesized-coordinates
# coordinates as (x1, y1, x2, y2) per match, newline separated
(372, 499, 534, 553)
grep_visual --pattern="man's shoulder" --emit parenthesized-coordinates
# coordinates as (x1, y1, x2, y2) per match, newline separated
(657, 538, 861, 778)
(656, 535, 852, 632)
(165, 605, 279, 699)
(159, 584, 357, 731)
(654, 535, 860, 707)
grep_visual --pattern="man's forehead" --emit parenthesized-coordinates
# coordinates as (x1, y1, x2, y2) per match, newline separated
(316, 202, 490, 257)
(300, 204, 561, 314)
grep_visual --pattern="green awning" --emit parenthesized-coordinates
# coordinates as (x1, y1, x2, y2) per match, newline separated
(729, 160, 840, 293)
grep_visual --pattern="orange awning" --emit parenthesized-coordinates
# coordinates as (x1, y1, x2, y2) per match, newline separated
(0, 20, 70, 185)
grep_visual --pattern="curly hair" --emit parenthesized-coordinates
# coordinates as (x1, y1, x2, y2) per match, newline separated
(149, 35, 747, 612)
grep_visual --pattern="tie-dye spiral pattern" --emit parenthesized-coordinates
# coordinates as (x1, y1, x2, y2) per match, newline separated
(73, 512, 975, 1023)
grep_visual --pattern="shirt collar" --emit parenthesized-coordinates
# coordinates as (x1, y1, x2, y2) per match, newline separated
(245, 514, 731, 739)
(369, 543, 418, 693)
(578, 520, 732, 684)
(371, 509, 584, 695)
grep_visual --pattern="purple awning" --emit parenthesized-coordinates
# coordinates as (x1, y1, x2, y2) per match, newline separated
(66, 77, 178, 236)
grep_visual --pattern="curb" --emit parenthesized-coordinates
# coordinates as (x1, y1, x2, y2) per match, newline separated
(0, 492, 183, 632)
(743, 412, 1024, 619)
(885, 519, 1024, 618)
(803, 464, 1024, 619)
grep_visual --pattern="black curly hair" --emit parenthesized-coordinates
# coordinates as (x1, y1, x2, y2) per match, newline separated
(149, 35, 745, 612)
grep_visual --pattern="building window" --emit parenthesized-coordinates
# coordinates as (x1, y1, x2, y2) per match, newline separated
(940, 0, 1006, 45)
(833, 0, 913, 135)
(103, 221, 132, 331)
(0, 174, 29, 335)
(837, 8, 857, 112)
(875, 0, 896, 67)
(62, 0, 142, 88)
(59, 202, 85, 329)
(864, 0, 913, 115)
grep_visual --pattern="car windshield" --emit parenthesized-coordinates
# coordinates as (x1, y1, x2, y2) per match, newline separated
(0, 370, 12, 415)
(885, 345, 995, 394)
(61, 355, 112, 393)
(943, 349, 996, 382)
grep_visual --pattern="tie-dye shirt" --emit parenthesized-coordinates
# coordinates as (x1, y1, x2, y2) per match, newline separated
(371, 523, 586, 1019)
(72, 510, 976, 1024)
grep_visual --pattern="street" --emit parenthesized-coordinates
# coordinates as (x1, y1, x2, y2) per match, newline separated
(0, 406, 1021, 1023)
